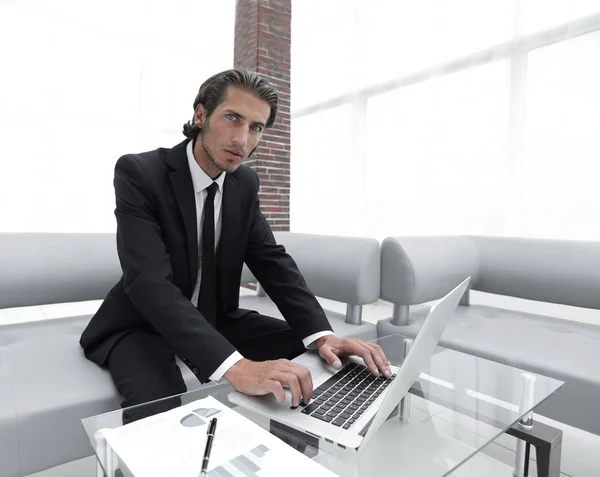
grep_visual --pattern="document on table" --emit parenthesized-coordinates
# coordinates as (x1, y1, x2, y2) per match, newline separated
(101, 395, 338, 477)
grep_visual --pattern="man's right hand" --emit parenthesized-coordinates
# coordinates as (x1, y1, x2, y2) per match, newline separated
(223, 358, 313, 408)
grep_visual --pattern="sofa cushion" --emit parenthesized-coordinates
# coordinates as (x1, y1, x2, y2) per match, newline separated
(377, 305, 600, 435)
(1, 306, 375, 476)
(378, 305, 600, 385)
(238, 295, 377, 342)
(0, 316, 201, 476)
(0, 346, 19, 477)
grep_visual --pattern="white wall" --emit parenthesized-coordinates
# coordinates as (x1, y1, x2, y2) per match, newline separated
(0, 0, 235, 233)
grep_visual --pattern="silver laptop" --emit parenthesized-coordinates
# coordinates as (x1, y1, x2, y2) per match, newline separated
(229, 277, 470, 451)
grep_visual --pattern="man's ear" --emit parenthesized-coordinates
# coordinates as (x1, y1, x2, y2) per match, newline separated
(194, 104, 206, 128)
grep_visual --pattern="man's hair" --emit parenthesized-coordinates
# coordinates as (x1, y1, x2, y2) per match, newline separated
(182, 68, 279, 138)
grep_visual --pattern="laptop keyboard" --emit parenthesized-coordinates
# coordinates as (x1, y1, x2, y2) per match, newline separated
(299, 362, 396, 430)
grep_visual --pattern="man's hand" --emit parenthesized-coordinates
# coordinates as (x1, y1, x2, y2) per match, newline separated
(223, 358, 313, 407)
(316, 335, 391, 378)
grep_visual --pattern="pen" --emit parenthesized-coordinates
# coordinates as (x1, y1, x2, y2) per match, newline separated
(200, 417, 217, 477)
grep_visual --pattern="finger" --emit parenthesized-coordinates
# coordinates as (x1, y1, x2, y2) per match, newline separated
(318, 344, 342, 370)
(290, 364, 313, 404)
(367, 344, 391, 378)
(371, 343, 390, 368)
(347, 341, 379, 376)
(265, 380, 285, 403)
(275, 360, 314, 403)
(372, 343, 392, 377)
(273, 372, 302, 407)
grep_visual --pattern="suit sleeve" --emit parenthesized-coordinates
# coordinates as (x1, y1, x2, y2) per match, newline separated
(113, 155, 236, 382)
(244, 176, 333, 338)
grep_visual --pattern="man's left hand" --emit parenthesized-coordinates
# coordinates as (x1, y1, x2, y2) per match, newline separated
(316, 335, 391, 379)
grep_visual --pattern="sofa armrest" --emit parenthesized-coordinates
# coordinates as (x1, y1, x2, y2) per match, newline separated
(381, 236, 478, 305)
(272, 232, 381, 305)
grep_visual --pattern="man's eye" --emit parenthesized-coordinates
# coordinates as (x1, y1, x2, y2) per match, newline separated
(226, 113, 237, 120)
(251, 125, 263, 132)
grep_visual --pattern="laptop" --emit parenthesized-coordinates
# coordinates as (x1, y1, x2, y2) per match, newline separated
(229, 277, 470, 452)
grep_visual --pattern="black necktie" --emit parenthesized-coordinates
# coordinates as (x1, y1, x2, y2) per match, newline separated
(197, 182, 219, 325)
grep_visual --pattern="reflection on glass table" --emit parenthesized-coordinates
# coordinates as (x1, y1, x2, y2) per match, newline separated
(82, 333, 564, 477)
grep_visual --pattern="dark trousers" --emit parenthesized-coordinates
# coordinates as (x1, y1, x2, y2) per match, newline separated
(107, 312, 306, 423)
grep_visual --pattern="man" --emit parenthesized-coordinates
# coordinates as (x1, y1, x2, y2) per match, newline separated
(80, 69, 390, 416)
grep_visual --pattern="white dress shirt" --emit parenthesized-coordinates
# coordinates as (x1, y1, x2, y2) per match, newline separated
(186, 141, 333, 381)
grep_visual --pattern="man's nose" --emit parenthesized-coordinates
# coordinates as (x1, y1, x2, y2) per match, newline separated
(232, 128, 249, 148)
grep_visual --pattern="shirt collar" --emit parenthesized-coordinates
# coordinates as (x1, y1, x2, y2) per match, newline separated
(186, 139, 226, 194)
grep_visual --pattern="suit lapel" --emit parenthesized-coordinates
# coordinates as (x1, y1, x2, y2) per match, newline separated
(167, 140, 199, 291)
(218, 174, 240, 278)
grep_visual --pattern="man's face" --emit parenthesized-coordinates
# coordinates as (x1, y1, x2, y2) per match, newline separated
(193, 86, 271, 178)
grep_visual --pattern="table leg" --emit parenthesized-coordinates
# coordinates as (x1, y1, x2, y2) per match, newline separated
(513, 373, 537, 476)
(94, 429, 107, 477)
(399, 338, 413, 422)
(536, 432, 563, 477)
(94, 428, 116, 477)
(96, 459, 105, 477)
(507, 420, 563, 477)
(524, 442, 531, 476)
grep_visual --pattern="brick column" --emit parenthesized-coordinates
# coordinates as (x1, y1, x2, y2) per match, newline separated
(234, 0, 291, 232)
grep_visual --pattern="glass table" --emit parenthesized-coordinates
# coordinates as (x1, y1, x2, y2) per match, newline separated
(82, 334, 564, 477)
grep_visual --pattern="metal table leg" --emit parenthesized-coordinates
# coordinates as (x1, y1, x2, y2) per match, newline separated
(399, 338, 413, 422)
(507, 419, 563, 477)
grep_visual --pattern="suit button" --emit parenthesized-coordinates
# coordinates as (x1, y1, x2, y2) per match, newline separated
(192, 368, 199, 374)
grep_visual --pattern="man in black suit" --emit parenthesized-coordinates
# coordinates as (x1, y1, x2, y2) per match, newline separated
(80, 69, 390, 416)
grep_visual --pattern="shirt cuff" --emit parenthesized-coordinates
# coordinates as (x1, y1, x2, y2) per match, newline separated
(209, 351, 244, 381)
(303, 330, 335, 349)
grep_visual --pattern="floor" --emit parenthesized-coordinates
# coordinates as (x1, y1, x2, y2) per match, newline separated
(1, 291, 598, 477)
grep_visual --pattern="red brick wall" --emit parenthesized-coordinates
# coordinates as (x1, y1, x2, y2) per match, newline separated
(234, 0, 291, 232)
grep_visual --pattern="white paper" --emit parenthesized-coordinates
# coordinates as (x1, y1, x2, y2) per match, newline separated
(101, 396, 338, 477)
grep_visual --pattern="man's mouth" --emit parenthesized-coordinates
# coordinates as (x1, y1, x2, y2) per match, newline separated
(225, 149, 244, 159)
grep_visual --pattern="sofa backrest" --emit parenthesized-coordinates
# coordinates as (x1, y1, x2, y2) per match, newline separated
(472, 236, 600, 310)
(380, 236, 478, 305)
(249, 232, 381, 305)
(0, 233, 121, 309)
(381, 235, 600, 311)
(1, 231, 382, 310)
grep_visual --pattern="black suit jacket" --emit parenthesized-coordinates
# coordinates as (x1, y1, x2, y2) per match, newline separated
(80, 138, 332, 382)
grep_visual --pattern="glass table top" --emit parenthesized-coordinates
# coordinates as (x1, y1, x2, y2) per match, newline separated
(82, 333, 564, 477)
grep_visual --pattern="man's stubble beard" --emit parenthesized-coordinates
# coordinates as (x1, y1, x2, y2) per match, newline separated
(199, 118, 258, 175)
(199, 119, 225, 174)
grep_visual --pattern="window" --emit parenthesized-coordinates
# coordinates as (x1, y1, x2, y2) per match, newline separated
(522, 30, 600, 240)
(291, 0, 600, 241)
(0, 0, 235, 232)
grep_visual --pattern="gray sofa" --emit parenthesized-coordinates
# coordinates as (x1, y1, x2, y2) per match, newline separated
(0, 232, 378, 477)
(3, 231, 599, 475)
(239, 232, 380, 342)
(377, 235, 600, 436)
